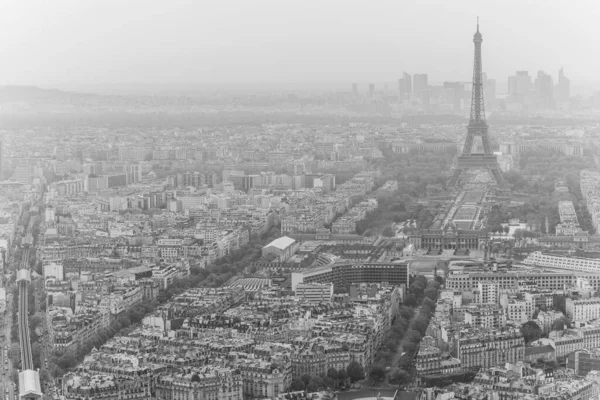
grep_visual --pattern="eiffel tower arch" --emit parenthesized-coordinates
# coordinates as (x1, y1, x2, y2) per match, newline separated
(448, 19, 504, 188)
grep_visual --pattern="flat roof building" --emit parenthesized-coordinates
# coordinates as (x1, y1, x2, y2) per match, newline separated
(262, 236, 297, 262)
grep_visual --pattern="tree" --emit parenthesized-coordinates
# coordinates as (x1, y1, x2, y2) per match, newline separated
(8, 343, 20, 367)
(399, 306, 414, 321)
(301, 374, 312, 386)
(57, 350, 78, 370)
(403, 293, 417, 307)
(338, 368, 348, 383)
(552, 316, 570, 331)
(347, 360, 365, 382)
(424, 287, 438, 302)
(369, 365, 386, 385)
(31, 342, 42, 366)
(382, 226, 395, 237)
(307, 376, 324, 392)
(388, 368, 411, 385)
(327, 367, 338, 380)
(290, 378, 305, 391)
(403, 341, 418, 356)
(323, 376, 336, 389)
(520, 321, 542, 344)
(513, 228, 524, 240)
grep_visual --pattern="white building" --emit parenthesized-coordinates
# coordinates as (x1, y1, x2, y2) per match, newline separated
(566, 298, 600, 321)
(295, 283, 333, 303)
(262, 236, 298, 262)
(505, 300, 530, 323)
(523, 251, 600, 273)
(474, 282, 499, 304)
(43, 262, 64, 280)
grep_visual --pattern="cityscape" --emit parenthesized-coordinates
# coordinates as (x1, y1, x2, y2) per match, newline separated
(2, 3, 600, 400)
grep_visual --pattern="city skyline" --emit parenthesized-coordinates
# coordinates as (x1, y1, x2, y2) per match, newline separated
(0, 0, 599, 90)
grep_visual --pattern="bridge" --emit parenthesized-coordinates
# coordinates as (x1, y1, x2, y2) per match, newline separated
(17, 246, 42, 400)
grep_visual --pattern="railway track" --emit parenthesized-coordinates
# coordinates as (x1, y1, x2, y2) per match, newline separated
(18, 247, 33, 371)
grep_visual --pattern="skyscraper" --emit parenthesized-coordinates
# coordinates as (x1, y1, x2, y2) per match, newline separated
(398, 78, 405, 97)
(535, 70, 554, 108)
(368, 83, 375, 96)
(482, 73, 496, 107)
(443, 82, 465, 110)
(555, 68, 570, 103)
(403, 72, 412, 94)
(507, 71, 531, 99)
(413, 74, 428, 94)
(352, 83, 358, 96)
(0, 141, 3, 180)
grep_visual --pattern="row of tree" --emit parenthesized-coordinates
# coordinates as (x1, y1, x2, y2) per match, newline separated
(367, 276, 442, 386)
(389, 278, 441, 387)
(157, 226, 281, 303)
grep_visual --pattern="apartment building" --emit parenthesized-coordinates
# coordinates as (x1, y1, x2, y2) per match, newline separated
(566, 298, 600, 321)
(295, 283, 333, 304)
(238, 359, 290, 399)
(464, 305, 506, 329)
(155, 367, 243, 400)
(416, 345, 461, 378)
(453, 328, 525, 369)
(474, 282, 499, 304)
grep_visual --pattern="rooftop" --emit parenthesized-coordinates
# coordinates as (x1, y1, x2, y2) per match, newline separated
(265, 236, 296, 250)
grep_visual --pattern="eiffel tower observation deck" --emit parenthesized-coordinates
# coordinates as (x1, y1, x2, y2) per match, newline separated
(448, 19, 504, 189)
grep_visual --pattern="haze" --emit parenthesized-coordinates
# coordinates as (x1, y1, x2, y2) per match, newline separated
(1, 0, 599, 89)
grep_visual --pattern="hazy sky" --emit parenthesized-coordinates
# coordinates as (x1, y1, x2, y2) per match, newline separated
(1, 0, 599, 88)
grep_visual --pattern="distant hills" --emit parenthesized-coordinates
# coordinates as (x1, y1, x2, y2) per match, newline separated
(0, 85, 97, 103)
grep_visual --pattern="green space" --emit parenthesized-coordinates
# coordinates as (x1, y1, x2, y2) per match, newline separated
(368, 275, 442, 388)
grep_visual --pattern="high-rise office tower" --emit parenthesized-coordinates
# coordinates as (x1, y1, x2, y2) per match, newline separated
(403, 72, 412, 94)
(535, 70, 554, 108)
(352, 83, 358, 96)
(368, 83, 375, 96)
(413, 74, 428, 94)
(482, 73, 496, 106)
(555, 68, 570, 103)
(0, 141, 3, 180)
(507, 71, 531, 98)
(398, 78, 405, 97)
(443, 82, 465, 110)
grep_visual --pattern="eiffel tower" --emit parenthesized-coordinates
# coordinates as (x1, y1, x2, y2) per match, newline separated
(448, 19, 504, 188)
